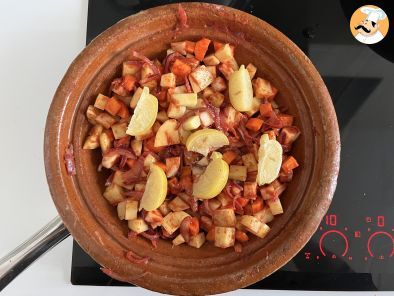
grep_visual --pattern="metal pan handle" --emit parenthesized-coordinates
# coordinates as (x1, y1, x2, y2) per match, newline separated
(0, 216, 70, 291)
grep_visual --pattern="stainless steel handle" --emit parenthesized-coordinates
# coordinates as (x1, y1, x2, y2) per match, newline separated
(0, 216, 70, 291)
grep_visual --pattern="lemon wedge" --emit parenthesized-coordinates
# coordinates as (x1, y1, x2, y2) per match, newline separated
(257, 134, 282, 185)
(126, 87, 158, 136)
(229, 65, 253, 112)
(139, 164, 168, 211)
(193, 158, 229, 199)
(186, 129, 229, 156)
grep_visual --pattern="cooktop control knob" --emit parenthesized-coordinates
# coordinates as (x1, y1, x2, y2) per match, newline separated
(319, 230, 349, 257)
(367, 231, 394, 259)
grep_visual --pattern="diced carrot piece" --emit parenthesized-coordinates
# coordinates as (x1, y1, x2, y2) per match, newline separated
(213, 41, 235, 55)
(144, 136, 164, 153)
(251, 198, 264, 214)
(279, 169, 293, 183)
(222, 150, 238, 164)
(259, 103, 273, 117)
(236, 197, 249, 207)
(235, 230, 249, 242)
(282, 156, 299, 173)
(206, 228, 215, 242)
(277, 114, 294, 127)
(122, 74, 137, 91)
(117, 102, 130, 119)
(171, 59, 192, 77)
(154, 161, 167, 173)
(189, 217, 200, 236)
(194, 38, 211, 61)
(104, 97, 122, 116)
(245, 118, 264, 131)
(126, 158, 136, 168)
(185, 41, 196, 54)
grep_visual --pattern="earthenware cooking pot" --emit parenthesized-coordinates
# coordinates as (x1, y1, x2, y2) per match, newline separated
(0, 3, 340, 295)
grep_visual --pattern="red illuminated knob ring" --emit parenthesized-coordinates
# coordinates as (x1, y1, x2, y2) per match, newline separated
(319, 230, 349, 257)
(367, 231, 394, 258)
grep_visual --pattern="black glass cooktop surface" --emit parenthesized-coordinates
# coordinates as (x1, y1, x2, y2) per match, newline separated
(71, 0, 394, 291)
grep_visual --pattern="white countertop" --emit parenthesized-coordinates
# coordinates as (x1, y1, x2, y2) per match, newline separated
(0, 1, 389, 295)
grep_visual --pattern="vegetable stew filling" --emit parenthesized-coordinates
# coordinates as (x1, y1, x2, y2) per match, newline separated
(83, 38, 300, 252)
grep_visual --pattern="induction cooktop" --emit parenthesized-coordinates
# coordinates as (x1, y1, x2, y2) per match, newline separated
(71, 0, 394, 291)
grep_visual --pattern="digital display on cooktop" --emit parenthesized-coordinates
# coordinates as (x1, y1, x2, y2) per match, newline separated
(71, 0, 394, 291)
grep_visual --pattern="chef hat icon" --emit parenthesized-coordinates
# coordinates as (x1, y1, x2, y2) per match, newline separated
(360, 6, 387, 23)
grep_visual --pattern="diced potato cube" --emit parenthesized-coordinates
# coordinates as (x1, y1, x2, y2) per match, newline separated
(252, 77, 278, 100)
(245, 97, 261, 117)
(145, 210, 163, 224)
(122, 62, 141, 76)
(173, 234, 186, 246)
(246, 63, 257, 80)
(241, 153, 258, 172)
(103, 183, 124, 205)
(111, 122, 128, 140)
(160, 73, 176, 88)
(254, 223, 270, 238)
(172, 93, 197, 107)
(159, 200, 170, 216)
(208, 198, 222, 211)
(243, 182, 257, 198)
(203, 54, 220, 66)
(156, 110, 169, 123)
(95, 113, 117, 129)
(166, 157, 181, 178)
(214, 227, 235, 248)
(155, 119, 181, 147)
(130, 87, 143, 109)
(117, 201, 126, 220)
(229, 165, 247, 181)
(254, 207, 274, 224)
(86, 105, 101, 125)
(134, 183, 146, 192)
(94, 94, 110, 110)
(171, 85, 188, 94)
(188, 99, 206, 111)
(171, 41, 187, 55)
(266, 198, 284, 215)
(214, 44, 234, 62)
(206, 66, 217, 79)
(239, 215, 262, 234)
(211, 77, 227, 92)
(83, 135, 100, 149)
(213, 208, 236, 227)
(202, 87, 214, 100)
(189, 66, 214, 93)
(208, 92, 225, 108)
(162, 211, 190, 235)
(217, 193, 232, 207)
(179, 126, 191, 145)
(117, 200, 138, 220)
(143, 153, 157, 168)
(128, 218, 149, 234)
(199, 111, 214, 127)
(169, 196, 190, 211)
(99, 132, 112, 154)
(131, 139, 142, 156)
(182, 115, 201, 131)
(102, 154, 118, 169)
(188, 232, 206, 248)
(167, 103, 187, 119)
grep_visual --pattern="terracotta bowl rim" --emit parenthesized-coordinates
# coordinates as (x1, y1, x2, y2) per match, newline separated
(44, 2, 340, 295)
